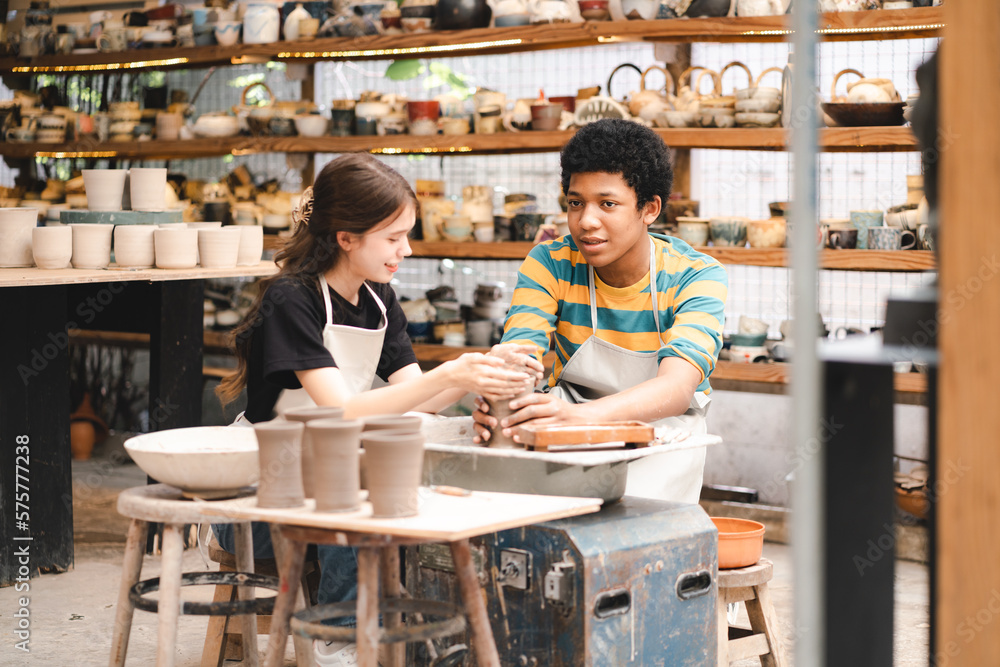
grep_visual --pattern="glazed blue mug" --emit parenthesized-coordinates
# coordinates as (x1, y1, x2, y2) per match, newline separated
(867, 226, 916, 251)
(850, 210, 883, 250)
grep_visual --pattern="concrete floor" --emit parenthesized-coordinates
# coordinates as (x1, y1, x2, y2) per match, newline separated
(0, 453, 931, 666)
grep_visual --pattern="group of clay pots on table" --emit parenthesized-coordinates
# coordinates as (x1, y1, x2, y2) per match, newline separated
(255, 407, 427, 518)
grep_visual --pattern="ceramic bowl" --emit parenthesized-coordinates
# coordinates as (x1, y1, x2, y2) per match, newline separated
(711, 517, 765, 569)
(294, 113, 329, 137)
(885, 207, 920, 231)
(400, 16, 433, 32)
(747, 218, 787, 248)
(495, 12, 531, 26)
(735, 97, 781, 114)
(735, 112, 781, 128)
(709, 216, 749, 247)
(676, 218, 710, 246)
(124, 426, 259, 499)
(192, 113, 240, 138)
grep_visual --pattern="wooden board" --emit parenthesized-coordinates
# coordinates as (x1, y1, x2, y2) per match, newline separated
(193, 488, 602, 542)
(0, 260, 277, 287)
(513, 421, 655, 451)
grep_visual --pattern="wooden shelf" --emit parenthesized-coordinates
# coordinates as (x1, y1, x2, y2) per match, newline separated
(410, 242, 936, 271)
(0, 126, 918, 160)
(0, 260, 277, 288)
(0, 8, 942, 74)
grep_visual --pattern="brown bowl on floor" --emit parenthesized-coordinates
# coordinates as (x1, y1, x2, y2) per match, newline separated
(822, 102, 905, 127)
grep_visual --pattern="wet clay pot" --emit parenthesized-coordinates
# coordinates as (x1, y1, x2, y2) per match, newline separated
(362, 429, 426, 518)
(361, 414, 424, 432)
(485, 388, 533, 448)
(253, 420, 306, 508)
(307, 418, 363, 512)
(283, 406, 345, 497)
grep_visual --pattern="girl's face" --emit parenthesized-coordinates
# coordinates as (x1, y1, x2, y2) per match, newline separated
(341, 203, 415, 283)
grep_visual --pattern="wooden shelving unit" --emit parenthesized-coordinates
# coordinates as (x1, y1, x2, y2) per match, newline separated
(0, 126, 919, 160)
(408, 241, 936, 271)
(0, 7, 943, 74)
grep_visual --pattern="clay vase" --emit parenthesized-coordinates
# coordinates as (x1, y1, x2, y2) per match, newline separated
(253, 420, 306, 508)
(307, 418, 363, 512)
(69, 393, 108, 461)
(282, 406, 345, 498)
(362, 429, 426, 518)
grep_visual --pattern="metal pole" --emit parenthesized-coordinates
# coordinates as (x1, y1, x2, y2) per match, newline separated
(790, 1, 822, 665)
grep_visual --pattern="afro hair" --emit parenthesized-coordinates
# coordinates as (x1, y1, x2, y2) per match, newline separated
(560, 118, 673, 210)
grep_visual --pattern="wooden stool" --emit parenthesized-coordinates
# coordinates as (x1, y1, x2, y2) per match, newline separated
(201, 538, 319, 667)
(110, 485, 273, 667)
(717, 557, 786, 667)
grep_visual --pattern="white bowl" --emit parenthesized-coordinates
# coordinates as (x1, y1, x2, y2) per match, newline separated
(124, 426, 259, 499)
(735, 112, 781, 128)
(294, 114, 329, 137)
(192, 114, 240, 138)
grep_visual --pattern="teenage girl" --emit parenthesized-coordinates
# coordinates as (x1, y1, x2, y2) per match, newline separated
(214, 154, 539, 663)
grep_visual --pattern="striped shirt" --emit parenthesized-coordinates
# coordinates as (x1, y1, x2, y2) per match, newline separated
(501, 233, 728, 394)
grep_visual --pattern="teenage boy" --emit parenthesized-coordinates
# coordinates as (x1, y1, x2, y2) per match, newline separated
(473, 118, 728, 503)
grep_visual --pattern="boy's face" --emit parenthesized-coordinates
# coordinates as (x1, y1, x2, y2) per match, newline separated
(565, 171, 661, 287)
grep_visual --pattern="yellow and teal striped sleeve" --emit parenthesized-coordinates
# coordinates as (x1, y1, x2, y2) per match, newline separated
(655, 234, 728, 393)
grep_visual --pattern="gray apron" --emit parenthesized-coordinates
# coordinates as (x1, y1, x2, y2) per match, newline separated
(233, 274, 387, 425)
(546, 238, 710, 504)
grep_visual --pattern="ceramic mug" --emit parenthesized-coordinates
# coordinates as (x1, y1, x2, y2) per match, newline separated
(826, 228, 858, 250)
(850, 210, 884, 250)
(676, 217, 710, 246)
(709, 216, 748, 247)
(97, 27, 127, 51)
(867, 226, 916, 251)
(329, 108, 355, 136)
(917, 223, 935, 251)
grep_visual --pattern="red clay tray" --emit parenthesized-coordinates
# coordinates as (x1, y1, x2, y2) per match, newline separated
(513, 421, 655, 452)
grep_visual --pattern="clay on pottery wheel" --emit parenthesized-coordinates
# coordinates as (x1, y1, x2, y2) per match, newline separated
(483, 344, 537, 449)
(253, 420, 306, 508)
(307, 418, 363, 512)
(283, 406, 345, 498)
(362, 429, 426, 518)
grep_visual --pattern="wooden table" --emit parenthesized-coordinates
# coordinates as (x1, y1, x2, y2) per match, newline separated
(0, 262, 276, 585)
(196, 488, 603, 667)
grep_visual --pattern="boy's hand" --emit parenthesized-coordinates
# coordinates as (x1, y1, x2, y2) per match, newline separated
(473, 392, 589, 445)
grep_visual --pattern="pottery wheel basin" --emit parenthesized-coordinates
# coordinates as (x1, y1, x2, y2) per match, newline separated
(124, 426, 258, 499)
(421, 416, 720, 503)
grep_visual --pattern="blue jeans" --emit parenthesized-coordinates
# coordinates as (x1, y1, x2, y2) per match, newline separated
(212, 522, 358, 626)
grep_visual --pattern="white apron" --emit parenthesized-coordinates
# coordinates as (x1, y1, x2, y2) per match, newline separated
(545, 239, 710, 504)
(234, 275, 387, 425)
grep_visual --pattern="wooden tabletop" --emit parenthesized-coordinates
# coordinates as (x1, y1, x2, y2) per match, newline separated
(0, 260, 278, 287)
(194, 487, 602, 542)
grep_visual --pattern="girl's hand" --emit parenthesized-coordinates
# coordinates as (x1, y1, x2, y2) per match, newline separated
(488, 343, 545, 382)
(471, 395, 494, 444)
(445, 353, 536, 399)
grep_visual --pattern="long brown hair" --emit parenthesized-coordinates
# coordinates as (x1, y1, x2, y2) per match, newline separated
(217, 154, 417, 404)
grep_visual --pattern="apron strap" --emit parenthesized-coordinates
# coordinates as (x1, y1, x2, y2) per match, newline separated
(319, 275, 388, 329)
(587, 237, 661, 337)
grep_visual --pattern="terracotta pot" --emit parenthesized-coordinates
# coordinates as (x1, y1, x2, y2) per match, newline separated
(307, 418, 363, 512)
(253, 420, 306, 508)
(282, 406, 345, 498)
(362, 429, 425, 518)
(69, 393, 108, 460)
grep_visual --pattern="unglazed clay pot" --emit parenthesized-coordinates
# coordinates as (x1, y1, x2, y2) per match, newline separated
(283, 405, 345, 497)
(32, 225, 73, 269)
(362, 429, 425, 518)
(154, 228, 198, 269)
(483, 345, 536, 448)
(237, 225, 264, 266)
(70, 223, 114, 269)
(307, 418, 363, 512)
(82, 169, 127, 211)
(253, 420, 306, 508)
(113, 224, 157, 268)
(129, 167, 168, 212)
(197, 227, 242, 269)
(0, 208, 40, 268)
(361, 414, 424, 432)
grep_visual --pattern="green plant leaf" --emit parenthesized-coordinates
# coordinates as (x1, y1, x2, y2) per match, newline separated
(385, 60, 424, 81)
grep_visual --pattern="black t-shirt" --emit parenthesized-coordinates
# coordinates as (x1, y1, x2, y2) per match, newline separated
(243, 276, 417, 423)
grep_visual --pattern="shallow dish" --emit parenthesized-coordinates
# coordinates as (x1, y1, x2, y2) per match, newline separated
(734, 97, 780, 114)
(735, 112, 780, 128)
(821, 102, 905, 127)
(124, 426, 259, 499)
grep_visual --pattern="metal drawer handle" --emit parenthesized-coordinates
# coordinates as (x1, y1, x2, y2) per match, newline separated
(675, 570, 713, 601)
